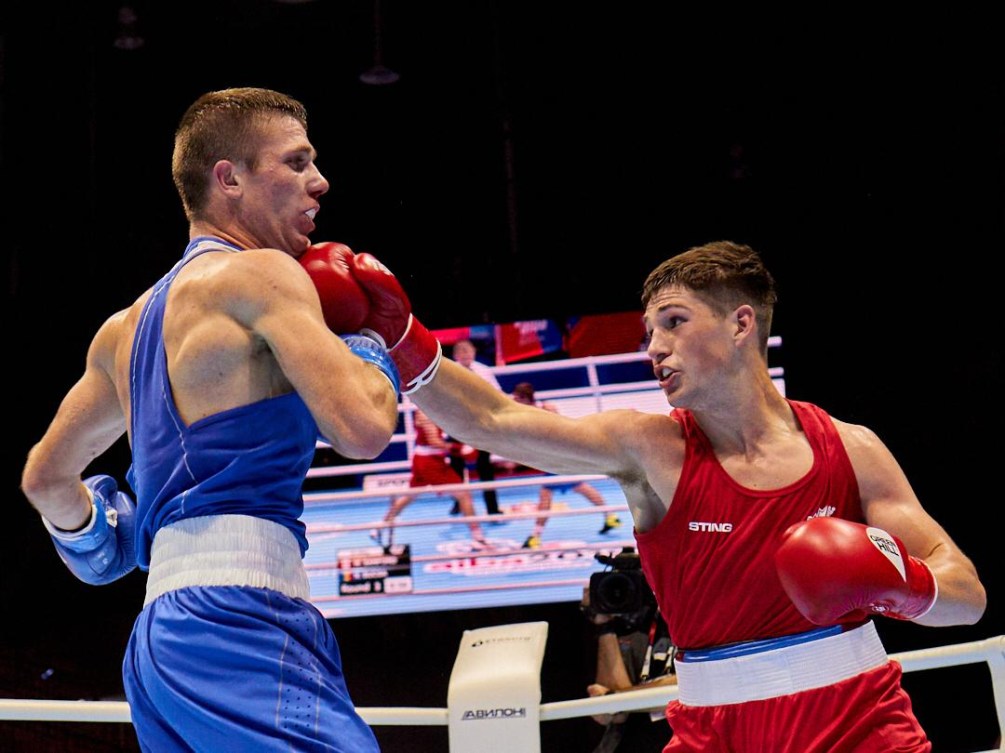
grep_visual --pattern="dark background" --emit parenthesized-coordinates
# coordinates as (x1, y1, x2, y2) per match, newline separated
(1, 2, 1002, 751)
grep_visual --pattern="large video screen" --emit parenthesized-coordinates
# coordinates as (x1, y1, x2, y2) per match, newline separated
(302, 473, 635, 619)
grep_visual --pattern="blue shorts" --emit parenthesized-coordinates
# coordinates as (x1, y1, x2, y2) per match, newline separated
(123, 585, 379, 753)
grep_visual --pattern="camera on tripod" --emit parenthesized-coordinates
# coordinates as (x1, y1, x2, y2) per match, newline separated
(588, 547, 656, 616)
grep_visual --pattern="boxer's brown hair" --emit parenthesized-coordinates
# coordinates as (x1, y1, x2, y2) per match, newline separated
(172, 87, 309, 221)
(642, 240, 777, 354)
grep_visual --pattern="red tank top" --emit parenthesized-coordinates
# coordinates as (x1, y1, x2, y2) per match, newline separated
(635, 400, 862, 650)
(412, 411, 449, 456)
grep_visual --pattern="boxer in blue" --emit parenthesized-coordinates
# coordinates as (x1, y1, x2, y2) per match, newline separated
(21, 88, 399, 752)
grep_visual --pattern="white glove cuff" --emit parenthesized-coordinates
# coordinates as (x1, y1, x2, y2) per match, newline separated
(359, 327, 389, 350)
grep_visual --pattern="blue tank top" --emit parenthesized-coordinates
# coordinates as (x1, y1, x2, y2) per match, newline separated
(126, 237, 318, 570)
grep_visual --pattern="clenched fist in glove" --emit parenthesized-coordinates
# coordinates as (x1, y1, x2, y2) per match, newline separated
(43, 475, 138, 586)
(775, 516, 938, 625)
(300, 243, 400, 393)
(351, 253, 442, 394)
(299, 242, 371, 333)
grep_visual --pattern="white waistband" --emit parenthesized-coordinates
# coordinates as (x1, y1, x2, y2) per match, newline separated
(145, 515, 310, 606)
(674, 622, 888, 707)
(413, 445, 447, 456)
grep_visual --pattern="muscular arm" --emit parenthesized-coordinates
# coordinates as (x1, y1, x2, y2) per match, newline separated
(412, 359, 646, 478)
(838, 420, 987, 626)
(234, 250, 399, 459)
(21, 312, 129, 530)
(412, 360, 682, 531)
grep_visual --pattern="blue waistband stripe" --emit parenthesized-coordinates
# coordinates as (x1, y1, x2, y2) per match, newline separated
(678, 625, 846, 662)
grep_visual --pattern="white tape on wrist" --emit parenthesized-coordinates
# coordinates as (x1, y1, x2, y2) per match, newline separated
(359, 327, 388, 350)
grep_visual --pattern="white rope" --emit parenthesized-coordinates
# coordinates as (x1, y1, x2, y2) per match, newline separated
(0, 699, 448, 726)
(1, 633, 1002, 749)
(304, 474, 609, 504)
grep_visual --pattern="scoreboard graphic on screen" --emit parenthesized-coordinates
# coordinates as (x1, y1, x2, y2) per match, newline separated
(335, 544, 413, 597)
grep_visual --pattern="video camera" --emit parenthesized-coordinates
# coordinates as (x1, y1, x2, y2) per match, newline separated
(588, 547, 657, 624)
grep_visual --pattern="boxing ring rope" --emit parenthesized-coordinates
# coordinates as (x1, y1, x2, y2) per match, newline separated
(2, 634, 1003, 752)
(304, 474, 611, 506)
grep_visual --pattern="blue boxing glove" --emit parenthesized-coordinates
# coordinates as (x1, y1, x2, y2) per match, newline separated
(42, 475, 138, 585)
(341, 333, 401, 395)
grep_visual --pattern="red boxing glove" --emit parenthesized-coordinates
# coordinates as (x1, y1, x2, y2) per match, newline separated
(775, 517, 938, 625)
(351, 253, 442, 394)
(299, 242, 371, 333)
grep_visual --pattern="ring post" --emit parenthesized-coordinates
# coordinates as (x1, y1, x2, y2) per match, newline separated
(447, 621, 549, 753)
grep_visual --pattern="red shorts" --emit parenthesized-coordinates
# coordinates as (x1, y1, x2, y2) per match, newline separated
(663, 661, 930, 752)
(409, 454, 463, 488)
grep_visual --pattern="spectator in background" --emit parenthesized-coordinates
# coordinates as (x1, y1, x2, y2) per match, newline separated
(448, 339, 503, 516)
(508, 382, 621, 549)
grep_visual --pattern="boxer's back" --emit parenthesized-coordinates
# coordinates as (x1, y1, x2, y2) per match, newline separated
(137, 249, 294, 428)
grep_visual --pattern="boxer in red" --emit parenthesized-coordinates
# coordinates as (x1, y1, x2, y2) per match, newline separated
(342, 240, 987, 752)
(373, 407, 488, 549)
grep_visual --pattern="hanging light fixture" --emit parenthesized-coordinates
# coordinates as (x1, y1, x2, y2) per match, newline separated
(112, 5, 144, 51)
(360, 0, 399, 85)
